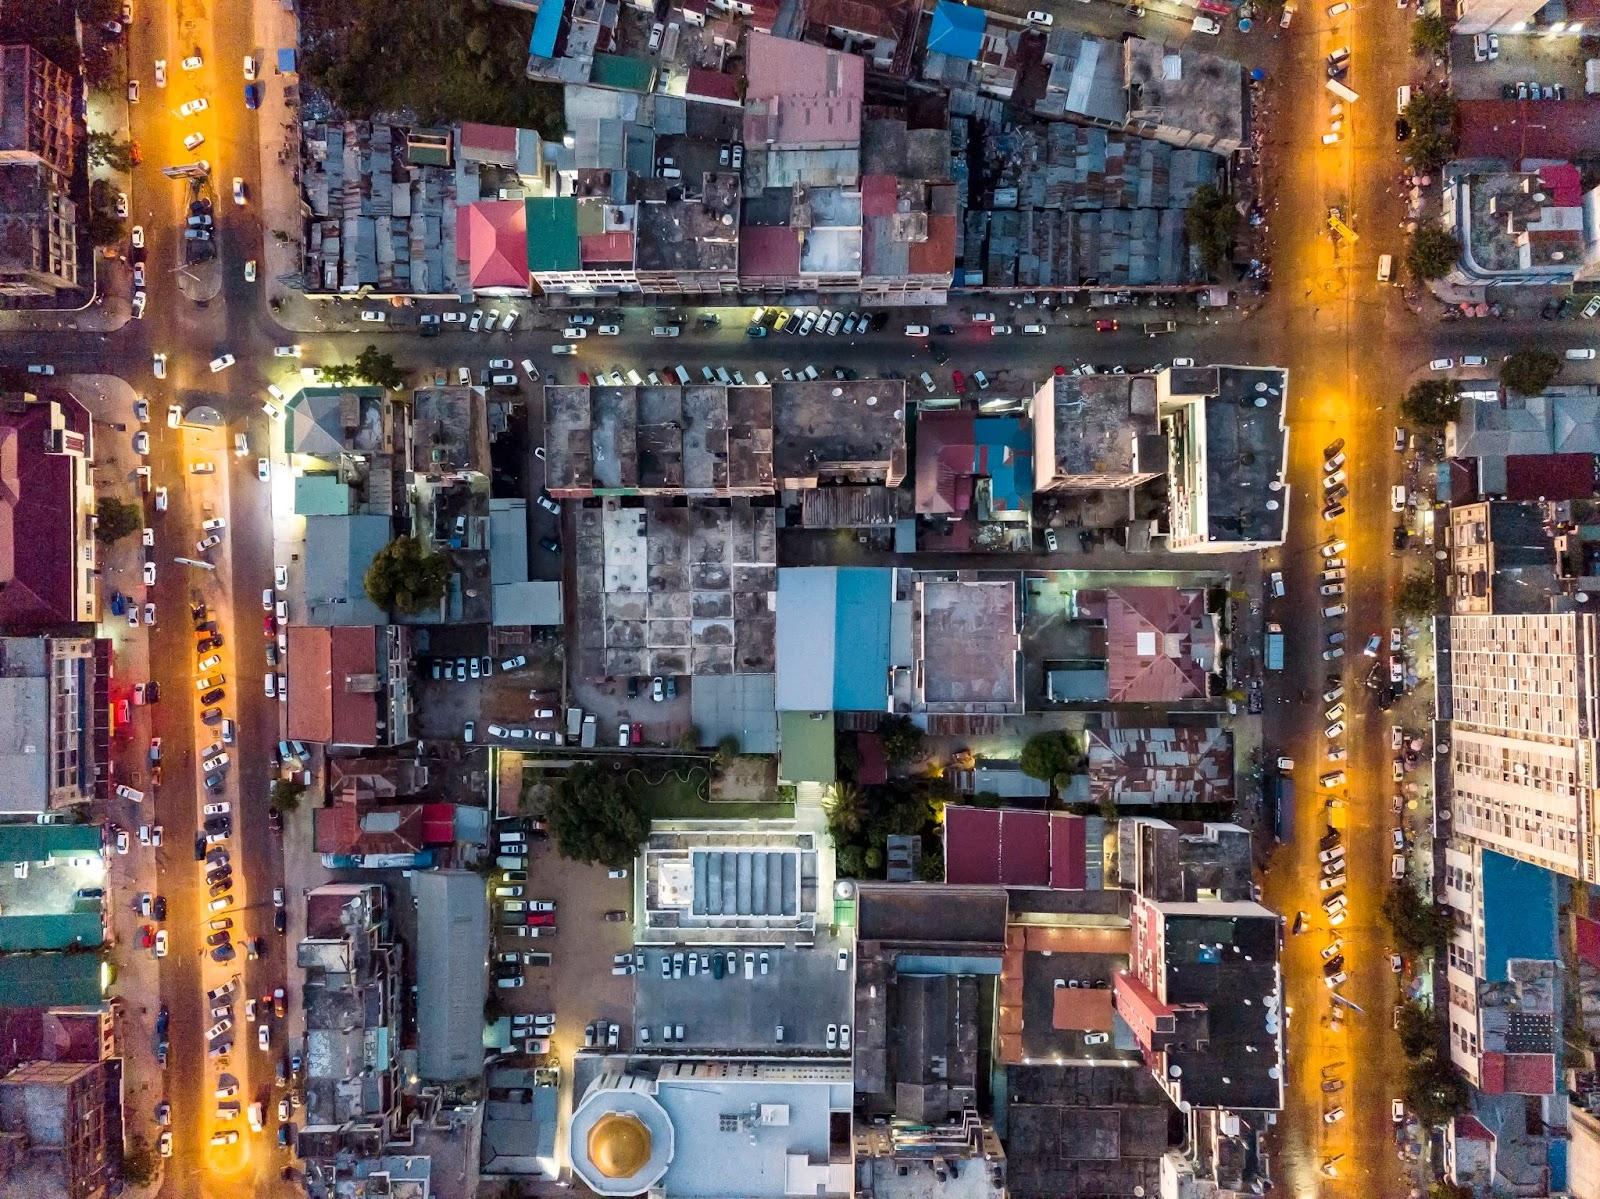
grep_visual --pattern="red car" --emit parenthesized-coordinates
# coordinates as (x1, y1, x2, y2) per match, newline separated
(139, 924, 155, 948)
(630, 722, 643, 746)
(1094, 319, 1119, 332)
(263, 614, 276, 635)
(951, 369, 966, 394)
(526, 912, 556, 926)
(578, 370, 590, 385)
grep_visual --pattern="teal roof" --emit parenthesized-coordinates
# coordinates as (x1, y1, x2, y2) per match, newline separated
(295, 473, 355, 516)
(0, 952, 102, 1006)
(0, 913, 103, 952)
(833, 567, 893, 710)
(0, 824, 100, 862)
(303, 514, 392, 626)
(526, 198, 581, 273)
(590, 53, 655, 92)
(975, 416, 1033, 513)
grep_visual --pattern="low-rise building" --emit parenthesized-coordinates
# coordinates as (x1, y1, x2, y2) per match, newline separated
(286, 625, 412, 748)
(0, 639, 102, 816)
(0, 390, 96, 628)
(1446, 383, 1600, 499)
(1086, 725, 1234, 809)
(0, 1059, 112, 1199)
(1449, 499, 1558, 615)
(772, 378, 909, 490)
(1040, 586, 1218, 706)
(1159, 365, 1290, 553)
(943, 807, 1097, 889)
(1442, 162, 1586, 287)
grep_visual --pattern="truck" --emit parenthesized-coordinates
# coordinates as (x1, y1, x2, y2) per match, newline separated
(1142, 320, 1176, 336)
(565, 707, 583, 743)
(1272, 774, 1295, 842)
(1587, 58, 1600, 96)
(580, 713, 597, 748)
(1265, 622, 1284, 671)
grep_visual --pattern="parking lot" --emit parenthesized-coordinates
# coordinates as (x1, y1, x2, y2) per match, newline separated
(632, 935, 855, 1052)
(409, 640, 564, 742)
(489, 817, 637, 1064)
(1449, 31, 1587, 99)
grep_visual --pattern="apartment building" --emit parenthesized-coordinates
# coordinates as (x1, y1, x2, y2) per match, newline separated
(1443, 611, 1600, 882)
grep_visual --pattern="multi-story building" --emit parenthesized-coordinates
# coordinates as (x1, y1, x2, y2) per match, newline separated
(0, 1059, 111, 1199)
(0, 46, 74, 177)
(295, 884, 405, 1173)
(1031, 372, 1164, 493)
(0, 159, 77, 297)
(0, 637, 101, 815)
(1442, 611, 1600, 882)
(0, 391, 95, 627)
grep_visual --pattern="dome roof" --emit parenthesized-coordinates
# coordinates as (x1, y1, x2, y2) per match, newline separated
(588, 1111, 653, 1179)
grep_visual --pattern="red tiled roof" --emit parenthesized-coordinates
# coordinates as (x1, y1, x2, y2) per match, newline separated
(1457, 101, 1600, 161)
(910, 212, 957, 277)
(686, 67, 740, 100)
(287, 626, 332, 743)
(1481, 1052, 1556, 1095)
(944, 805, 1085, 889)
(1577, 914, 1600, 969)
(458, 121, 518, 156)
(743, 31, 863, 149)
(1502, 453, 1597, 501)
(460, 199, 529, 290)
(580, 230, 633, 266)
(287, 626, 380, 747)
(915, 409, 975, 515)
(0, 394, 87, 628)
(739, 225, 802, 277)
(314, 801, 425, 857)
(422, 802, 456, 844)
(1104, 587, 1209, 703)
(1539, 163, 1582, 206)
(1454, 1114, 1495, 1141)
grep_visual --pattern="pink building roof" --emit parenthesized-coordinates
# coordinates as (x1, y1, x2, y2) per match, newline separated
(1103, 587, 1209, 703)
(686, 67, 740, 101)
(459, 199, 529, 290)
(286, 626, 381, 747)
(742, 30, 863, 149)
(580, 230, 634, 265)
(944, 805, 1086, 889)
(0, 393, 87, 628)
(739, 224, 802, 276)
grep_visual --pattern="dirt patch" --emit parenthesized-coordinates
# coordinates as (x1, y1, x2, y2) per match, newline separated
(710, 756, 777, 802)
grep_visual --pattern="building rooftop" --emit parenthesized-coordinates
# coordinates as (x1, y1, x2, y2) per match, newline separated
(302, 514, 392, 627)
(1003, 1064, 1174, 1199)
(572, 501, 777, 678)
(1095, 586, 1213, 703)
(1450, 500, 1559, 614)
(458, 199, 528, 290)
(285, 625, 381, 747)
(0, 391, 90, 629)
(743, 31, 863, 150)
(411, 385, 490, 476)
(1119, 818, 1254, 904)
(1032, 373, 1162, 486)
(914, 576, 1021, 709)
(1446, 385, 1600, 494)
(543, 383, 775, 497)
(412, 870, 489, 1082)
(944, 807, 1088, 890)
(999, 914, 1136, 1066)
(856, 882, 1009, 947)
(772, 379, 908, 487)
(1122, 37, 1245, 151)
(775, 566, 893, 711)
(634, 174, 741, 273)
(1164, 366, 1290, 547)
(1087, 725, 1233, 807)
(1035, 30, 1125, 125)
(1457, 165, 1584, 277)
(284, 386, 389, 458)
(1456, 100, 1600, 162)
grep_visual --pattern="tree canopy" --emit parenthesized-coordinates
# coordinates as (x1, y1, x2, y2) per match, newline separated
(1402, 89, 1458, 173)
(299, 0, 564, 135)
(86, 131, 134, 172)
(94, 496, 142, 542)
(1499, 349, 1560, 396)
(1401, 379, 1460, 430)
(1383, 879, 1455, 956)
(876, 715, 925, 767)
(1397, 570, 1438, 618)
(825, 780, 937, 880)
(354, 345, 407, 391)
(1019, 730, 1083, 783)
(545, 762, 648, 867)
(363, 535, 451, 614)
(1185, 184, 1238, 275)
(1407, 224, 1461, 281)
(271, 779, 308, 812)
(1410, 11, 1449, 55)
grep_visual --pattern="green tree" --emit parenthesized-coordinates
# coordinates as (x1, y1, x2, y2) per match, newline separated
(1407, 224, 1461, 282)
(94, 496, 142, 542)
(1406, 1052, 1469, 1125)
(1185, 184, 1238, 275)
(85, 131, 135, 172)
(824, 782, 867, 839)
(876, 714, 924, 766)
(916, 846, 945, 882)
(1410, 11, 1449, 55)
(1401, 90, 1458, 173)
(714, 734, 741, 765)
(1397, 570, 1438, 618)
(836, 843, 866, 878)
(319, 363, 358, 387)
(1499, 349, 1560, 396)
(1397, 1001, 1442, 1059)
(122, 1137, 157, 1185)
(353, 344, 407, 390)
(1383, 880, 1455, 956)
(271, 779, 307, 812)
(1019, 730, 1082, 782)
(85, 207, 125, 248)
(363, 535, 451, 614)
(1401, 379, 1460, 430)
(545, 762, 648, 868)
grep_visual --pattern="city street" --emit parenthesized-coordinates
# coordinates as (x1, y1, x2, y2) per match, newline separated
(3, 0, 1594, 1192)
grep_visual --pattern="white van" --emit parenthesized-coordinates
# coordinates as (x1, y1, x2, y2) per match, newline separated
(673, 364, 690, 385)
(502, 900, 527, 914)
(1376, 254, 1394, 283)
(1397, 84, 1412, 114)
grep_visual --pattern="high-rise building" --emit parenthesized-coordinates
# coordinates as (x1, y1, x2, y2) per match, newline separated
(1442, 611, 1600, 881)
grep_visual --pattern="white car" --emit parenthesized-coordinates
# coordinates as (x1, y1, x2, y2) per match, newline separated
(1326, 721, 1345, 739)
(131, 291, 146, 320)
(244, 54, 258, 79)
(155, 487, 168, 511)
(209, 353, 236, 373)
(181, 54, 203, 69)
(232, 177, 247, 205)
(562, 327, 587, 339)
(360, 309, 387, 323)
(258, 457, 271, 481)
(1428, 357, 1455, 371)
(1025, 8, 1053, 22)
(143, 561, 156, 585)
(167, 404, 182, 428)
(133, 431, 149, 455)
(274, 344, 302, 358)
(154, 59, 166, 86)
(1191, 13, 1222, 32)
(904, 324, 930, 337)
(154, 930, 168, 956)
(128, 79, 140, 102)
(597, 324, 621, 336)
(178, 97, 208, 116)
(115, 191, 129, 218)
(153, 352, 167, 379)
(183, 131, 205, 151)
(131, 225, 144, 249)
(243, 259, 256, 282)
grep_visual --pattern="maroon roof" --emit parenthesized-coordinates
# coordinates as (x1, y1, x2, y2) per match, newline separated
(855, 732, 888, 785)
(0, 393, 89, 629)
(739, 225, 802, 277)
(915, 409, 975, 515)
(1103, 587, 1209, 703)
(1502, 453, 1597, 501)
(1456, 100, 1600, 161)
(943, 805, 1085, 889)
(685, 67, 740, 100)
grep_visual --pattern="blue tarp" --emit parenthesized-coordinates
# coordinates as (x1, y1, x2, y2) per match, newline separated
(529, 0, 563, 59)
(928, 1, 986, 61)
(276, 47, 297, 72)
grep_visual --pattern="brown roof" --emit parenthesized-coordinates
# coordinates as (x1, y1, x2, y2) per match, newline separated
(1052, 987, 1115, 1031)
(286, 626, 381, 746)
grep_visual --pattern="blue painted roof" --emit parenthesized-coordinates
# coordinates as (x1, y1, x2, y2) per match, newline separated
(1481, 850, 1558, 980)
(832, 567, 892, 710)
(530, 0, 564, 59)
(974, 416, 1033, 513)
(928, 1, 986, 60)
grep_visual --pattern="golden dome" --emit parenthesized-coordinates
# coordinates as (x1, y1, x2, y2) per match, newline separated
(588, 1111, 653, 1178)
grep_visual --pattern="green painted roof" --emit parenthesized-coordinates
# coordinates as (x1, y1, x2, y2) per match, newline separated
(526, 197, 581, 272)
(295, 473, 355, 516)
(590, 53, 654, 92)
(0, 952, 102, 1006)
(0, 913, 103, 952)
(0, 824, 100, 863)
(779, 710, 836, 784)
